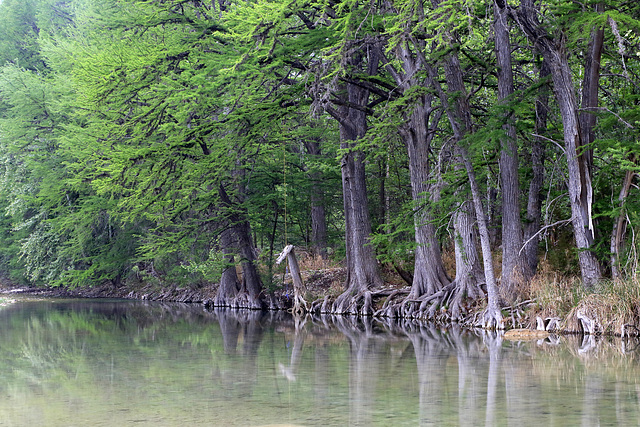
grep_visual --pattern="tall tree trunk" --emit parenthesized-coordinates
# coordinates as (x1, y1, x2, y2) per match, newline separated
(405, 107, 451, 298)
(417, 0, 502, 326)
(214, 225, 240, 306)
(523, 58, 550, 274)
(328, 46, 384, 315)
(514, 0, 602, 287)
(579, 12, 604, 175)
(494, 0, 529, 301)
(611, 166, 637, 278)
(303, 137, 328, 259)
(437, 35, 503, 326)
(218, 183, 264, 309)
(384, 42, 451, 300)
(451, 200, 485, 319)
(456, 144, 503, 327)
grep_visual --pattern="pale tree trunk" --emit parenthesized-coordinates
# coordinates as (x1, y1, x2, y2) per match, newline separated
(494, 0, 529, 301)
(523, 58, 550, 274)
(514, 0, 602, 287)
(456, 144, 503, 327)
(451, 201, 485, 319)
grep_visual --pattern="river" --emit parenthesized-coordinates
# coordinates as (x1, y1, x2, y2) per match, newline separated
(0, 297, 637, 426)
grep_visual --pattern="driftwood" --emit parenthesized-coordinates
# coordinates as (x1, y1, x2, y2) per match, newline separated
(276, 245, 308, 316)
(576, 310, 597, 335)
(503, 328, 551, 340)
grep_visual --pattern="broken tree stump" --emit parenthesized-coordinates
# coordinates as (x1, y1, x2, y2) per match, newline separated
(276, 244, 308, 316)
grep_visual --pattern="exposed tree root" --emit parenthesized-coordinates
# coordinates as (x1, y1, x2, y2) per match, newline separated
(290, 293, 309, 317)
(375, 281, 486, 325)
(480, 306, 505, 330)
(205, 292, 264, 310)
(331, 290, 375, 316)
(310, 295, 331, 313)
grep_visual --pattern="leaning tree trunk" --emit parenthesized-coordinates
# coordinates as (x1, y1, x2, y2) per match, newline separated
(514, 0, 602, 287)
(427, 0, 503, 327)
(441, 45, 503, 327)
(494, 0, 529, 301)
(456, 145, 503, 328)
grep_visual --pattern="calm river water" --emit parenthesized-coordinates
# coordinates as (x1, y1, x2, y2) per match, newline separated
(0, 297, 638, 426)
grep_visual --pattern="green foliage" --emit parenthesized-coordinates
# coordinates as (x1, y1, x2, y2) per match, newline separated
(0, 0, 638, 294)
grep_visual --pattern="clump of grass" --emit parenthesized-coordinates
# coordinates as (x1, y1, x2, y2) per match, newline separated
(528, 273, 582, 319)
(566, 279, 640, 335)
(528, 271, 640, 335)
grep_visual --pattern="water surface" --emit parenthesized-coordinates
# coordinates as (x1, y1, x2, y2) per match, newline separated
(0, 297, 638, 426)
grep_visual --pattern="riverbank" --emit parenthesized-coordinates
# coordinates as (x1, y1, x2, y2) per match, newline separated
(1, 268, 639, 337)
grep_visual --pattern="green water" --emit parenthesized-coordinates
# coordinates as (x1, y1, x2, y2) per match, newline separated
(0, 297, 638, 426)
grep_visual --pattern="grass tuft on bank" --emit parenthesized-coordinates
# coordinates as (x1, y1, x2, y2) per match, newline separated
(529, 273, 640, 335)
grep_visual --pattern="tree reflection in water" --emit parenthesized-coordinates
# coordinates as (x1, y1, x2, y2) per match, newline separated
(2, 300, 640, 426)
(274, 312, 640, 426)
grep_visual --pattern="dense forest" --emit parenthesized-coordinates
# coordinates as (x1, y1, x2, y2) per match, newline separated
(0, 0, 639, 328)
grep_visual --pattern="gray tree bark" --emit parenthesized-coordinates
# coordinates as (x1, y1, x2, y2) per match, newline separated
(324, 44, 384, 315)
(214, 225, 240, 307)
(438, 35, 503, 327)
(303, 137, 329, 259)
(523, 58, 550, 274)
(218, 183, 264, 309)
(451, 201, 485, 319)
(514, 0, 602, 287)
(383, 41, 451, 300)
(494, 0, 529, 301)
